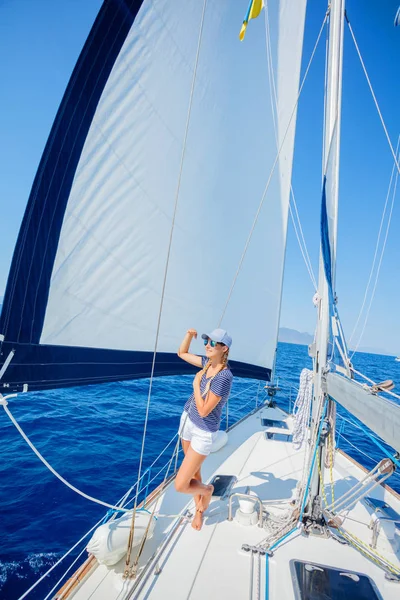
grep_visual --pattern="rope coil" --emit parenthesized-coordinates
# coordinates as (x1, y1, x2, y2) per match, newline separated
(292, 369, 313, 450)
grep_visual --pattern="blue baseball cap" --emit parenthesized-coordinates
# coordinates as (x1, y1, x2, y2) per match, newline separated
(201, 328, 232, 348)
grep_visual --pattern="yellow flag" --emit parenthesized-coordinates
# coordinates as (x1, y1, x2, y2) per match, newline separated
(239, 0, 265, 41)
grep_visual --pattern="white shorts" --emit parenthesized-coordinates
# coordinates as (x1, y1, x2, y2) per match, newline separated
(179, 412, 218, 456)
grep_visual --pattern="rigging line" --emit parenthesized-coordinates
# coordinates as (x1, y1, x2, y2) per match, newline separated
(336, 412, 386, 443)
(339, 432, 387, 468)
(17, 454, 179, 600)
(321, 8, 329, 177)
(126, 0, 208, 568)
(290, 188, 318, 290)
(335, 527, 400, 578)
(346, 18, 400, 177)
(130, 414, 191, 577)
(237, 390, 262, 413)
(339, 415, 400, 470)
(324, 460, 383, 512)
(228, 381, 258, 400)
(289, 202, 318, 291)
(350, 159, 399, 358)
(130, 427, 182, 577)
(125, 450, 182, 513)
(299, 399, 328, 520)
(264, 4, 278, 142)
(348, 136, 400, 347)
(350, 365, 400, 402)
(266, 8, 317, 291)
(102, 385, 259, 509)
(0, 349, 15, 381)
(218, 11, 329, 325)
(346, 413, 400, 469)
(3, 388, 186, 594)
(265, 0, 317, 291)
(264, 3, 302, 383)
(0, 396, 136, 513)
(119, 432, 180, 508)
(264, 5, 317, 292)
(1, 401, 185, 516)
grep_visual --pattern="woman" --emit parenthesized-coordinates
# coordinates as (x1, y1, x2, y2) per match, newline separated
(175, 327, 233, 530)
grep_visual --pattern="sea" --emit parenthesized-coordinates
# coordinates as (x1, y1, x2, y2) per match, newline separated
(1, 342, 399, 600)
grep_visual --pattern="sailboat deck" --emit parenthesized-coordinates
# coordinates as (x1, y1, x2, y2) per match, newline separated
(68, 405, 400, 600)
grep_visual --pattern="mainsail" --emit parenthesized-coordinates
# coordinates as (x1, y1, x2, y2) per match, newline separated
(0, 0, 307, 391)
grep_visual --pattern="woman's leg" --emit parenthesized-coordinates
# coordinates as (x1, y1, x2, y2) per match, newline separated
(181, 439, 204, 530)
(175, 445, 214, 521)
(181, 439, 202, 504)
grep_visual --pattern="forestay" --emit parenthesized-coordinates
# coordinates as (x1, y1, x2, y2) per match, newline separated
(0, 0, 307, 391)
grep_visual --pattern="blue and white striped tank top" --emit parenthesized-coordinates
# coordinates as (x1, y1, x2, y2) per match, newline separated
(183, 356, 233, 432)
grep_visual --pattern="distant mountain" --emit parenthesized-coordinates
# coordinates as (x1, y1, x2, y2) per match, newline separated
(278, 327, 395, 357)
(278, 327, 313, 346)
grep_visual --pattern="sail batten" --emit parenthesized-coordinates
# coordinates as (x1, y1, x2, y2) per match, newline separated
(0, 0, 307, 391)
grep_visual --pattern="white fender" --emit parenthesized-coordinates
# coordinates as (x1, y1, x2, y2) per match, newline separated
(87, 510, 155, 566)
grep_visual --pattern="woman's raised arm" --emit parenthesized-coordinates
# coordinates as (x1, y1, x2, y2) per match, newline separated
(177, 329, 203, 367)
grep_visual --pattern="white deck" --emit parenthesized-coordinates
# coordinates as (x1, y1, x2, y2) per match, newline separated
(67, 404, 400, 600)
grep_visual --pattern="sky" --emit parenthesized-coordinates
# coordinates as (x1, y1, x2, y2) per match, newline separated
(0, 0, 399, 355)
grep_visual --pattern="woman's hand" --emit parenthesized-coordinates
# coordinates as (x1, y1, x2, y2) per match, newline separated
(187, 329, 197, 339)
(193, 369, 202, 389)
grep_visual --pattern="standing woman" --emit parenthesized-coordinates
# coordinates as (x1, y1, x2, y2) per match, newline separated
(175, 328, 233, 530)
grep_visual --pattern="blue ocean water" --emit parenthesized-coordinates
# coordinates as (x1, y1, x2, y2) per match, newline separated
(1, 342, 399, 599)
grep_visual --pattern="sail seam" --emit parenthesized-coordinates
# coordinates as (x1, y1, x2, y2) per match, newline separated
(349, 137, 400, 356)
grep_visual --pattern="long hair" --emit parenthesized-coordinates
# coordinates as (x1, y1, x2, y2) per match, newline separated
(200, 348, 229, 398)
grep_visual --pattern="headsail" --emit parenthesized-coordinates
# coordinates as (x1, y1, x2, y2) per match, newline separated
(0, 0, 307, 391)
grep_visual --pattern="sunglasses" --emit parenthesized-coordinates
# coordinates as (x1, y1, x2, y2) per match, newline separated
(203, 338, 222, 348)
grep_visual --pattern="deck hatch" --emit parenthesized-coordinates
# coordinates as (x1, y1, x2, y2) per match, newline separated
(209, 475, 237, 498)
(261, 418, 288, 429)
(265, 432, 293, 442)
(291, 560, 382, 600)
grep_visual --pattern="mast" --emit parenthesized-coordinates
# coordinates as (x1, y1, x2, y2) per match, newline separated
(309, 0, 345, 503)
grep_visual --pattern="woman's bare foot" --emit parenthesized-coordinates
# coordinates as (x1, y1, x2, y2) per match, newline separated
(191, 509, 204, 531)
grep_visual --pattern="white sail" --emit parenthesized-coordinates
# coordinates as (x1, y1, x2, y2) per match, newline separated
(41, 1, 305, 364)
(0, 0, 307, 389)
